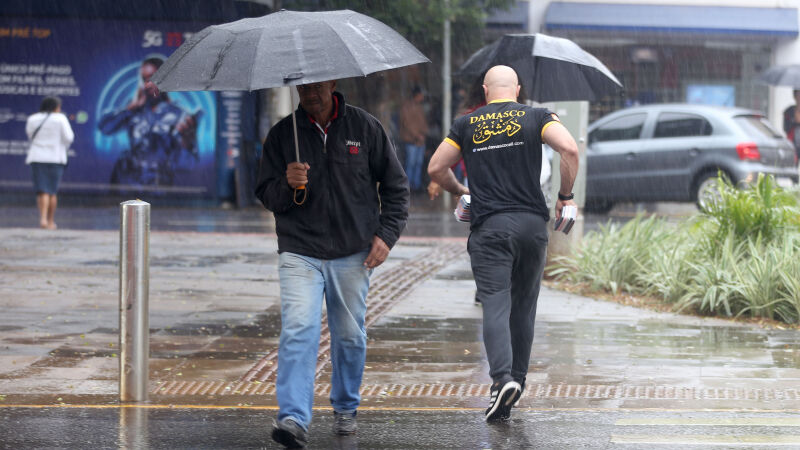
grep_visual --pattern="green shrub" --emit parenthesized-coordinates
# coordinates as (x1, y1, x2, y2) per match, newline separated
(700, 173, 800, 250)
(549, 174, 800, 324)
(548, 214, 676, 295)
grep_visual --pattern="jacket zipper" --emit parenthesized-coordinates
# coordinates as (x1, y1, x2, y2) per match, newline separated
(314, 122, 328, 154)
(313, 121, 334, 253)
(325, 126, 333, 252)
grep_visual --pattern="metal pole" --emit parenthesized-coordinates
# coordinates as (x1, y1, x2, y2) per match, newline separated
(441, 0, 453, 209)
(442, 0, 452, 135)
(119, 200, 150, 402)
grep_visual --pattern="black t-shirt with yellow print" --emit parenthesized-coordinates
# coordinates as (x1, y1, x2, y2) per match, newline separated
(446, 99, 558, 228)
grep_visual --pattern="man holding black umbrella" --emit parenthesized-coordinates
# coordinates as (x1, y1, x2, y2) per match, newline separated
(147, 8, 424, 447)
(783, 89, 800, 158)
(255, 79, 408, 448)
(428, 65, 579, 423)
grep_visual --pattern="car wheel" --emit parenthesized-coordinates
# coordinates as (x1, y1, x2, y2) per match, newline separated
(694, 171, 731, 211)
(584, 198, 614, 214)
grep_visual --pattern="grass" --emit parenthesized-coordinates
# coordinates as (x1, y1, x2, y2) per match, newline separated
(547, 174, 800, 325)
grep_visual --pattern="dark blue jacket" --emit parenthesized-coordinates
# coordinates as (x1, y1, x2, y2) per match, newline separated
(255, 92, 409, 259)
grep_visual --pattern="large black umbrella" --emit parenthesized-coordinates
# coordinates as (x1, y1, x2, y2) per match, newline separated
(458, 33, 623, 102)
(755, 65, 800, 88)
(151, 9, 429, 203)
(151, 9, 429, 91)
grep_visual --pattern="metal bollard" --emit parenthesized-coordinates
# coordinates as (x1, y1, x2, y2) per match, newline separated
(119, 200, 150, 402)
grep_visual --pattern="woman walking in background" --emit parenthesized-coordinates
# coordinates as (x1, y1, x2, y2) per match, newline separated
(26, 96, 74, 229)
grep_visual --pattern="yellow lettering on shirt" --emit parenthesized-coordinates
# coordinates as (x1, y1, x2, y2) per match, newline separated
(469, 110, 526, 144)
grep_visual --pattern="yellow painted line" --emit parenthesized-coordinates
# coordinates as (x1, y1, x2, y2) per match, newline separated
(0, 404, 476, 412)
(611, 434, 800, 445)
(2, 404, 800, 414)
(617, 418, 800, 427)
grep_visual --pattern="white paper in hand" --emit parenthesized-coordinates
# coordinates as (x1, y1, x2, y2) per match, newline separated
(454, 194, 471, 223)
(554, 205, 577, 234)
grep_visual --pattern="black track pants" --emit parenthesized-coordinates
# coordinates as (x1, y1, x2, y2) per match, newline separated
(468, 212, 548, 384)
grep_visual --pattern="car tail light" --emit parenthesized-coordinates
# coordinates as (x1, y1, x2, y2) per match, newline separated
(736, 142, 760, 161)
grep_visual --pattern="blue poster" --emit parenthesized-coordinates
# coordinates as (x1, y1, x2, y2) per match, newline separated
(0, 18, 218, 197)
(686, 84, 736, 107)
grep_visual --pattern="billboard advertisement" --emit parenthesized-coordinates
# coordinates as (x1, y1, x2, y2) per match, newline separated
(686, 84, 736, 107)
(0, 18, 218, 197)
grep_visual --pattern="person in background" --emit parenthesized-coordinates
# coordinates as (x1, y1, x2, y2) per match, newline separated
(25, 96, 74, 230)
(255, 79, 409, 449)
(783, 89, 800, 159)
(428, 65, 579, 423)
(398, 85, 429, 191)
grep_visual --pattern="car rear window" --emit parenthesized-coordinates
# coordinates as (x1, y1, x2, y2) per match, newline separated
(654, 113, 712, 138)
(589, 113, 646, 143)
(734, 115, 783, 139)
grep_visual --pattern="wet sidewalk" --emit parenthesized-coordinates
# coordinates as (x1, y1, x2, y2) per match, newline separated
(1, 225, 799, 413)
(0, 191, 471, 237)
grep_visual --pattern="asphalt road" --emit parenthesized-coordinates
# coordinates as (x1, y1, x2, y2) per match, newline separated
(2, 405, 800, 449)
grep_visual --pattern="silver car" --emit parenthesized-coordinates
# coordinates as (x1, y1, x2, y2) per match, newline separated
(584, 104, 798, 212)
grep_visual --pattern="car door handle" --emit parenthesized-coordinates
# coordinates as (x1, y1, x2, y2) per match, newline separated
(625, 152, 636, 160)
(689, 148, 700, 157)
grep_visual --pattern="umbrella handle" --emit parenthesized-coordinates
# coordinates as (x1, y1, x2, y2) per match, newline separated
(289, 85, 307, 206)
(293, 186, 307, 205)
(290, 87, 301, 163)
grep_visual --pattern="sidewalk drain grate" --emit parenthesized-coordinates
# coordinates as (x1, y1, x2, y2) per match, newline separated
(153, 381, 800, 401)
(239, 242, 467, 384)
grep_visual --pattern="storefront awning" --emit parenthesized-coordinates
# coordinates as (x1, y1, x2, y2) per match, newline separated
(544, 2, 799, 40)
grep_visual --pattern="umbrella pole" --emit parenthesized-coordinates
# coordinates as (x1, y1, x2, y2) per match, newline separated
(290, 86, 307, 205)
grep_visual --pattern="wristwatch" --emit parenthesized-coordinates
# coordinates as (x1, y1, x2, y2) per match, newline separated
(558, 192, 574, 201)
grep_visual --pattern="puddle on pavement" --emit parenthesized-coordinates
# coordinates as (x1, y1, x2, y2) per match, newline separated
(6, 332, 92, 344)
(369, 317, 481, 343)
(47, 348, 116, 358)
(81, 259, 117, 266)
(149, 253, 277, 268)
(163, 351, 262, 360)
(367, 341, 485, 364)
(29, 356, 84, 368)
(393, 240, 438, 248)
(538, 320, 800, 369)
(153, 310, 282, 339)
(370, 316, 800, 369)
(434, 270, 474, 281)
(11, 234, 80, 243)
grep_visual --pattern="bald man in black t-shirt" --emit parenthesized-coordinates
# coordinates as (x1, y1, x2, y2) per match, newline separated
(428, 65, 579, 423)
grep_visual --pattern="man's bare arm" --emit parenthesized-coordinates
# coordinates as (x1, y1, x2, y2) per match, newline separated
(543, 122, 579, 218)
(427, 140, 469, 196)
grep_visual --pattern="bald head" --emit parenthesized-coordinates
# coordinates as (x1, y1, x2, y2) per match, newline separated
(483, 65, 520, 102)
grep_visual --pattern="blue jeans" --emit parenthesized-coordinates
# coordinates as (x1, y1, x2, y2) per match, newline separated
(276, 250, 372, 430)
(404, 143, 425, 190)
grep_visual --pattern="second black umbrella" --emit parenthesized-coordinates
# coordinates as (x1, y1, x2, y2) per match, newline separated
(458, 33, 623, 103)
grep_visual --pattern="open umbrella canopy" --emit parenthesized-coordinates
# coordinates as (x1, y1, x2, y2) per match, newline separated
(151, 9, 429, 91)
(458, 33, 623, 102)
(756, 65, 800, 88)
